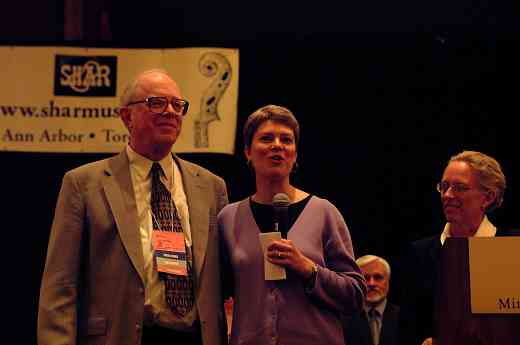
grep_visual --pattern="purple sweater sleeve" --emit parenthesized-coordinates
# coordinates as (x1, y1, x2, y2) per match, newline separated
(306, 199, 367, 314)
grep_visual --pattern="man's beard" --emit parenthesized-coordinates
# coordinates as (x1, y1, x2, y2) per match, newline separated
(366, 291, 384, 305)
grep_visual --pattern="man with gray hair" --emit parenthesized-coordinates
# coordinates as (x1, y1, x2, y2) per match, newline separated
(38, 69, 229, 345)
(343, 255, 400, 345)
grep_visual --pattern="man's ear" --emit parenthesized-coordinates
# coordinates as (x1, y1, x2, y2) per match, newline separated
(119, 107, 132, 130)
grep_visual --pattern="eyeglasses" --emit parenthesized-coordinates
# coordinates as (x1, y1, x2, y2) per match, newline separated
(127, 96, 189, 115)
(436, 181, 472, 194)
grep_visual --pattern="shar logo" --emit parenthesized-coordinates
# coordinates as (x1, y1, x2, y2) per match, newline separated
(54, 55, 117, 96)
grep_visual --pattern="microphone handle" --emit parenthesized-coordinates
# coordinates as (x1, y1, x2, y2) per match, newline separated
(276, 207, 289, 239)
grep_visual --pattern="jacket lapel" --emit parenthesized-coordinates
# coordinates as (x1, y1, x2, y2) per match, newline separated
(361, 312, 374, 345)
(379, 305, 398, 345)
(175, 155, 209, 280)
(102, 151, 145, 284)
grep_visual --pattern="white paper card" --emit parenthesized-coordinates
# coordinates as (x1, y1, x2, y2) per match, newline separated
(259, 232, 287, 281)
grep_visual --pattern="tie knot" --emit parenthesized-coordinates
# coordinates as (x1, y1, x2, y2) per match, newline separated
(369, 308, 379, 318)
(151, 163, 166, 185)
(151, 162, 163, 176)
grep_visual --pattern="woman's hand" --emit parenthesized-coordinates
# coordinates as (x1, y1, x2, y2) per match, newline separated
(267, 239, 316, 279)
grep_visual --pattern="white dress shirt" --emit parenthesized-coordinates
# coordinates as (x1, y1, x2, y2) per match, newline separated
(440, 215, 496, 245)
(126, 145, 195, 328)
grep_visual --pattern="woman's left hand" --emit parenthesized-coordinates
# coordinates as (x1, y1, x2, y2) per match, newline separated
(267, 239, 316, 280)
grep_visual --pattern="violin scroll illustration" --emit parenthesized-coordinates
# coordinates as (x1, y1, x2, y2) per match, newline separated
(194, 52, 232, 148)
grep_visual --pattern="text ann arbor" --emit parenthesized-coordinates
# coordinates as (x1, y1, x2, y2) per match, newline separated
(40, 129, 85, 142)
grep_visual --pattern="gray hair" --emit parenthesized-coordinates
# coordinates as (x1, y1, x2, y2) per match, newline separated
(449, 150, 505, 212)
(356, 255, 391, 278)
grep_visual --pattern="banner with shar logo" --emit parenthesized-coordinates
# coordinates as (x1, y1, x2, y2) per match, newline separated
(0, 46, 238, 153)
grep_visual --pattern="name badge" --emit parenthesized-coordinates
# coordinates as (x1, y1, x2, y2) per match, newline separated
(152, 231, 188, 276)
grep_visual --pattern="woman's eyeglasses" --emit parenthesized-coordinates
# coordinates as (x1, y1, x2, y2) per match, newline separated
(436, 181, 472, 194)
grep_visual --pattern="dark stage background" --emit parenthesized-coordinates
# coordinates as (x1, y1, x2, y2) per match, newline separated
(2, 1, 520, 344)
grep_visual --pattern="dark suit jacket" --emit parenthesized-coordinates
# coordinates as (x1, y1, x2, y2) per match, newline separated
(398, 227, 520, 345)
(38, 151, 229, 345)
(343, 302, 400, 345)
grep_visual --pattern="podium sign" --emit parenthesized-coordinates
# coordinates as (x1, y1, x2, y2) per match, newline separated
(437, 238, 520, 345)
(469, 237, 520, 314)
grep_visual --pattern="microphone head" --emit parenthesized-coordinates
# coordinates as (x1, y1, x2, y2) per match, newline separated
(272, 193, 290, 207)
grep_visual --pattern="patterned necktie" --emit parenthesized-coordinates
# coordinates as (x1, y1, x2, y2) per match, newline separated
(368, 308, 381, 345)
(150, 162, 194, 317)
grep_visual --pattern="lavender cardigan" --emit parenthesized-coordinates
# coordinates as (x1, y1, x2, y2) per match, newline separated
(218, 196, 366, 345)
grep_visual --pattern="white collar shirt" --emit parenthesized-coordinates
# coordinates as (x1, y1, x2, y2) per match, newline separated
(440, 215, 496, 245)
(126, 145, 193, 327)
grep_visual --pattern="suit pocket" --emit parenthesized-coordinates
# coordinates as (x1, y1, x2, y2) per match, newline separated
(87, 316, 107, 335)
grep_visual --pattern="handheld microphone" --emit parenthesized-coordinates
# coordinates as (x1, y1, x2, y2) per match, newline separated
(272, 193, 290, 239)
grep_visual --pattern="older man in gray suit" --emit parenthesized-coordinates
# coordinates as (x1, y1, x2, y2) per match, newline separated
(343, 255, 399, 345)
(38, 69, 229, 345)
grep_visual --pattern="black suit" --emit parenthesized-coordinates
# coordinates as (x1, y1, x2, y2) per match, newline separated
(343, 302, 400, 345)
(398, 228, 520, 345)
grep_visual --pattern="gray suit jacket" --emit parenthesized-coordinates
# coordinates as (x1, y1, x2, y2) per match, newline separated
(38, 151, 229, 345)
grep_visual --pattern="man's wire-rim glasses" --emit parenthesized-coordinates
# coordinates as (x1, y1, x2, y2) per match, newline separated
(127, 96, 189, 116)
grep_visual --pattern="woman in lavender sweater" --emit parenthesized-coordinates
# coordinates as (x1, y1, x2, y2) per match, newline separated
(218, 104, 366, 345)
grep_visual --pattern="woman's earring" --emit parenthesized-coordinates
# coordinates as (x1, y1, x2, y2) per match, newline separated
(247, 159, 254, 171)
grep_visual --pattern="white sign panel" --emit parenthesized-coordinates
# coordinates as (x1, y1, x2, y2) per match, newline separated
(0, 46, 239, 153)
(469, 237, 520, 313)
